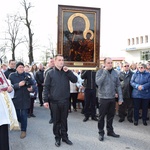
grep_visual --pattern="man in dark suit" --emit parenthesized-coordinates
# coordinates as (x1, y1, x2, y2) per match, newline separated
(43, 54, 77, 147)
(81, 70, 98, 122)
(4, 59, 16, 79)
(118, 62, 133, 123)
(35, 63, 44, 106)
(44, 58, 54, 124)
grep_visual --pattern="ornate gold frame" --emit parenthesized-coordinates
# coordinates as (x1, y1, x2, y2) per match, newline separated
(57, 5, 100, 70)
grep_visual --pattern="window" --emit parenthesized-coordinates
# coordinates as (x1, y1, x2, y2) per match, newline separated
(145, 35, 148, 43)
(136, 37, 139, 44)
(128, 39, 130, 45)
(132, 38, 134, 45)
(141, 51, 150, 60)
(140, 36, 143, 44)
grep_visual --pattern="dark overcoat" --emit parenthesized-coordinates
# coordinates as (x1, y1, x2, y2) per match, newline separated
(9, 72, 34, 109)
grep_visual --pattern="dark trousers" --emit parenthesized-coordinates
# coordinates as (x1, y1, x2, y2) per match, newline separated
(69, 93, 78, 110)
(38, 85, 43, 105)
(48, 101, 53, 120)
(133, 98, 149, 122)
(119, 98, 133, 120)
(16, 109, 28, 131)
(51, 102, 69, 140)
(28, 97, 35, 115)
(98, 99, 116, 135)
(0, 124, 9, 150)
(77, 100, 85, 113)
(84, 89, 96, 118)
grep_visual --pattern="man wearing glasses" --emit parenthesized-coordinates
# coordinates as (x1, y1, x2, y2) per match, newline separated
(118, 62, 134, 123)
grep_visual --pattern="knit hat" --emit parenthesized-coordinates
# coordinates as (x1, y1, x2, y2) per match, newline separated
(16, 62, 24, 69)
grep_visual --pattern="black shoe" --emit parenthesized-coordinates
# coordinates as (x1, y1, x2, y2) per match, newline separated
(81, 109, 84, 114)
(40, 104, 43, 107)
(28, 114, 31, 118)
(128, 119, 133, 123)
(92, 117, 98, 121)
(99, 135, 104, 141)
(55, 139, 61, 147)
(143, 121, 147, 126)
(30, 114, 36, 117)
(62, 139, 73, 145)
(49, 119, 53, 124)
(134, 121, 138, 126)
(83, 117, 89, 122)
(107, 132, 120, 138)
(118, 119, 124, 122)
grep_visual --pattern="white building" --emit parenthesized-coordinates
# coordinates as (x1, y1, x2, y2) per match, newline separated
(124, 34, 150, 63)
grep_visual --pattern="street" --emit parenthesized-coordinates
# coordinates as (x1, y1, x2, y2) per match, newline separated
(9, 102, 150, 150)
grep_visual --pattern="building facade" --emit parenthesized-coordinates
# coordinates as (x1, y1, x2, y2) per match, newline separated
(124, 34, 150, 63)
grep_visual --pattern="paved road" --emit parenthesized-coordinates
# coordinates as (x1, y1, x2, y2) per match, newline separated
(10, 102, 150, 150)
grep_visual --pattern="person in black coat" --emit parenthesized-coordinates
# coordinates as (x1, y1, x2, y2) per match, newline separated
(35, 63, 44, 106)
(4, 59, 16, 79)
(43, 54, 77, 147)
(44, 58, 55, 124)
(9, 62, 34, 139)
(81, 70, 98, 122)
(118, 62, 134, 123)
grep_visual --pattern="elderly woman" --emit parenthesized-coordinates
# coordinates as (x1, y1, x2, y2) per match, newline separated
(130, 63, 150, 126)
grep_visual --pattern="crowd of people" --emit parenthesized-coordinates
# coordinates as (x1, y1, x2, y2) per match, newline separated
(1, 56, 150, 149)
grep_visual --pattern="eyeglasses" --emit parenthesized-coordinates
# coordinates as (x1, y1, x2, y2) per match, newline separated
(124, 65, 129, 67)
(107, 62, 113, 64)
(138, 67, 144, 69)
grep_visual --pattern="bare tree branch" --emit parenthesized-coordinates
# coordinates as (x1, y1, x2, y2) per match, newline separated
(5, 14, 26, 60)
(20, 0, 34, 64)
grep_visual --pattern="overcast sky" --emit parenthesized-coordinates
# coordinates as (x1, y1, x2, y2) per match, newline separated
(1, 0, 150, 62)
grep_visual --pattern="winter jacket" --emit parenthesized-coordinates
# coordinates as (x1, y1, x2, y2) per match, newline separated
(43, 67, 77, 103)
(130, 70, 150, 99)
(81, 70, 97, 89)
(95, 69, 123, 102)
(9, 72, 34, 109)
(4, 68, 16, 79)
(35, 69, 44, 86)
(119, 70, 133, 99)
